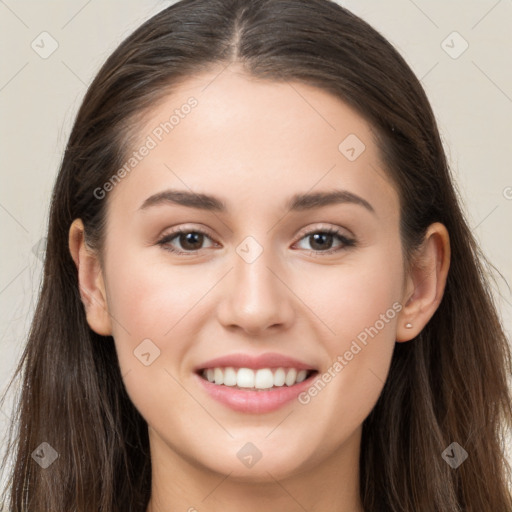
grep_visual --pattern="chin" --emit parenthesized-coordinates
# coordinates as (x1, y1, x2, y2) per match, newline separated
(195, 444, 313, 482)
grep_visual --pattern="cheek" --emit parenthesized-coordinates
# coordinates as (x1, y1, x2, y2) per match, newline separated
(105, 250, 203, 336)
(333, 268, 402, 348)
(102, 252, 204, 423)
(102, 250, 203, 386)
(297, 248, 403, 427)
(305, 245, 403, 351)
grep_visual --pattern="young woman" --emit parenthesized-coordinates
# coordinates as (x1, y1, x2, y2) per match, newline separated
(1, 0, 511, 510)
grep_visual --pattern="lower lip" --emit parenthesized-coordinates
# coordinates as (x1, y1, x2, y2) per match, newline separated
(194, 372, 317, 413)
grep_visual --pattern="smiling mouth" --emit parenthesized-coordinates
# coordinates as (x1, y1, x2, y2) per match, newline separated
(197, 367, 318, 391)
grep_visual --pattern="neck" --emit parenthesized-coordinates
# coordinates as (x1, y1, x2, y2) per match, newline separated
(146, 427, 364, 512)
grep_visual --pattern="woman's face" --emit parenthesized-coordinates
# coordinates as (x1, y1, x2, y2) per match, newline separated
(96, 66, 410, 480)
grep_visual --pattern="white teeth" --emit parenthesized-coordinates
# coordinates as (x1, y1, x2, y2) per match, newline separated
(284, 368, 297, 386)
(273, 368, 286, 386)
(223, 367, 237, 386)
(237, 368, 255, 388)
(254, 369, 274, 389)
(213, 367, 224, 385)
(201, 366, 312, 389)
(296, 370, 308, 383)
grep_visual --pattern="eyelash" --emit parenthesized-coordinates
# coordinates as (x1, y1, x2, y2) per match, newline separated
(156, 226, 356, 256)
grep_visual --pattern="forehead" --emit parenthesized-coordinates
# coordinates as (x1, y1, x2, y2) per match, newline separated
(108, 65, 399, 221)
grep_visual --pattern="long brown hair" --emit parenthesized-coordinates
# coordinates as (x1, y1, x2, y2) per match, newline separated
(1, 0, 511, 510)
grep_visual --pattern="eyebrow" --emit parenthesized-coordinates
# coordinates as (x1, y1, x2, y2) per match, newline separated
(139, 188, 376, 215)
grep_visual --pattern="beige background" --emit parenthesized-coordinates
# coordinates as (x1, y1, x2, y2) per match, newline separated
(1, 0, 511, 493)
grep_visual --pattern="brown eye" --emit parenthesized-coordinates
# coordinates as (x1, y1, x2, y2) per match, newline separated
(308, 232, 335, 251)
(157, 229, 215, 254)
(295, 228, 356, 254)
(177, 232, 205, 251)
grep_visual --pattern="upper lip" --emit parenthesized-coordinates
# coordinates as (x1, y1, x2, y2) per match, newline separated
(195, 352, 317, 372)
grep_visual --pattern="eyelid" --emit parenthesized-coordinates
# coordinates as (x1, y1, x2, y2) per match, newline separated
(158, 222, 351, 243)
(156, 224, 217, 252)
(156, 222, 356, 255)
(158, 223, 216, 241)
(294, 222, 353, 241)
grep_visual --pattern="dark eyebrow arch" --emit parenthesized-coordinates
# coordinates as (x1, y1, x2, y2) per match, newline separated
(139, 189, 375, 215)
(287, 189, 375, 214)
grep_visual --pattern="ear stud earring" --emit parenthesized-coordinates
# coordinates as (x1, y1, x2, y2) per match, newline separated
(405, 323, 413, 329)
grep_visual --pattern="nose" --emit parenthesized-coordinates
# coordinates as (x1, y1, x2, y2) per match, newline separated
(216, 242, 295, 336)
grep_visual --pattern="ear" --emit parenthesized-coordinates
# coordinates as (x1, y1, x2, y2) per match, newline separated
(396, 222, 450, 342)
(68, 218, 112, 336)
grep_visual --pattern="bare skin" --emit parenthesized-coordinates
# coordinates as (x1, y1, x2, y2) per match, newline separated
(69, 65, 450, 512)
